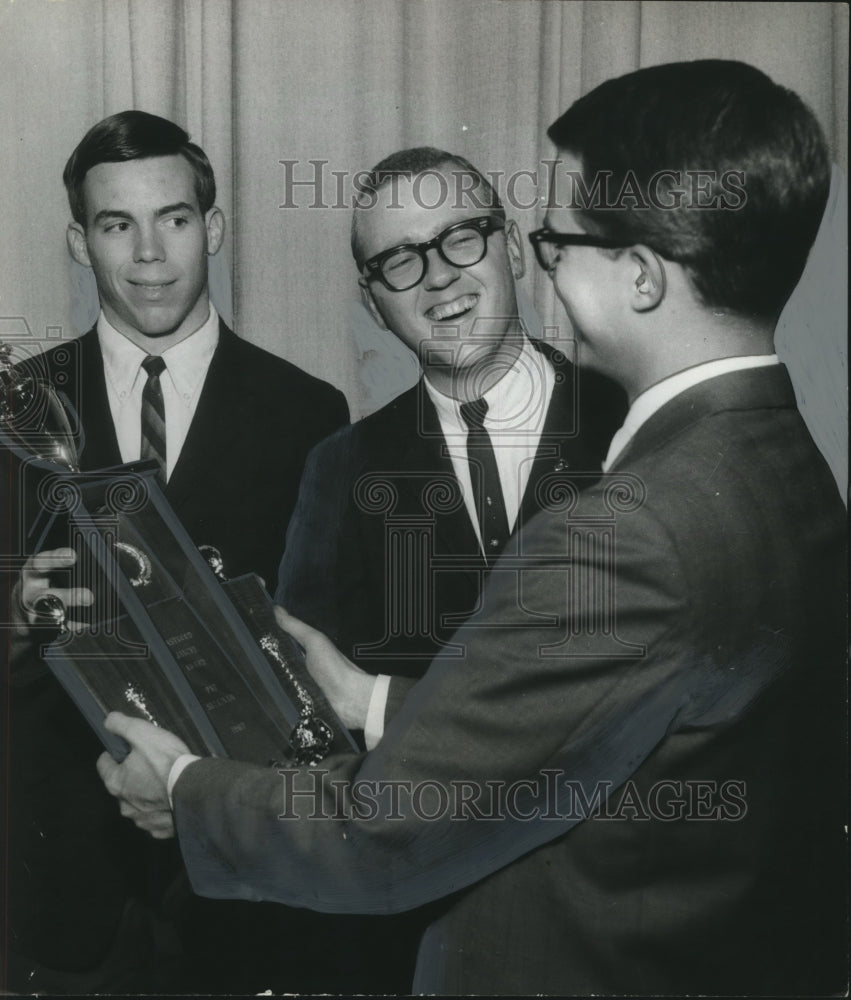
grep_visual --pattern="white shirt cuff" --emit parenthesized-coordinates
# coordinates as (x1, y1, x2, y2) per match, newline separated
(167, 753, 201, 807)
(363, 674, 391, 750)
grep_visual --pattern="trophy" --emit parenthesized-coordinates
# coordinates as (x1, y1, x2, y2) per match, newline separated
(2, 340, 354, 765)
(0, 341, 80, 471)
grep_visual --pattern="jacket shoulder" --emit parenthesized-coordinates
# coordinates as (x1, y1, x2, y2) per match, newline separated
(219, 328, 349, 445)
(222, 327, 342, 398)
(306, 382, 420, 470)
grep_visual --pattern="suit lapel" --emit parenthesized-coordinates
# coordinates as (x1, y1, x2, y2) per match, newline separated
(516, 338, 629, 527)
(517, 340, 579, 528)
(76, 330, 122, 471)
(165, 322, 242, 512)
(387, 383, 482, 560)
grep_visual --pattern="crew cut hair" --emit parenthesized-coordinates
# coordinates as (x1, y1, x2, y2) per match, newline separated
(351, 146, 505, 269)
(547, 60, 830, 320)
(63, 110, 216, 225)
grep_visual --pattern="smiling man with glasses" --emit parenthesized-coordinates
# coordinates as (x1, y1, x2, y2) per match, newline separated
(351, 149, 524, 401)
(267, 146, 624, 991)
(276, 145, 625, 688)
(273, 146, 626, 674)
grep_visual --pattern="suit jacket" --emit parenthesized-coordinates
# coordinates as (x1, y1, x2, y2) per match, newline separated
(271, 339, 625, 992)
(278, 337, 627, 683)
(5, 321, 348, 989)
(20, 321, 348, 586)
(176, 364, 846, 995)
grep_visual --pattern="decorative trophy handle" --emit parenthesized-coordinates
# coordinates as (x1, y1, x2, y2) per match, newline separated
(122, 684, 158, 725)
(31, 593, 69, 632)
(258, 634, 334, 766)
(199, 544, 335, 765)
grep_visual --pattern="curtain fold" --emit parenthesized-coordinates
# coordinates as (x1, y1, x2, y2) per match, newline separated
(0, 0, 845, 483)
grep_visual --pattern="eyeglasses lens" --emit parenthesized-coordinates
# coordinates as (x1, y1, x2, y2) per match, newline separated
(381, 249, 423, 290)
(441, 227, 487, 266)
(380, 225, 487, 290)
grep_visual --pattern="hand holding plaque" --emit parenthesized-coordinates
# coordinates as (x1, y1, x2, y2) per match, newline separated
(38, 471, 356, 765)
(2, 339, 355, 766)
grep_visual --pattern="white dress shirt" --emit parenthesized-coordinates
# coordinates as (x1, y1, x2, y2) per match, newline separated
(602, 355, 780, 472)
(363, 337, 556, 749)
(98, 306, 219, 481)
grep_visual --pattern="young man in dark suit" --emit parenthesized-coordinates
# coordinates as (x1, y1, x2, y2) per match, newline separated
(99, 63, 845, 996)
(5, 111, 347, 993)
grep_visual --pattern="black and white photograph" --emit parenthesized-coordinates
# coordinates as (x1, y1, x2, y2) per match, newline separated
(1, 1, 847, 995)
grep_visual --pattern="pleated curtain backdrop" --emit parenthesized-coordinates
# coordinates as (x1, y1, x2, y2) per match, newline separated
(0, 0, 846, 483)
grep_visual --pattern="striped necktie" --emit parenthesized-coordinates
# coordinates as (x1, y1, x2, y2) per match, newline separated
(140, 355, 167, 481)
(460, 397, 510, 564)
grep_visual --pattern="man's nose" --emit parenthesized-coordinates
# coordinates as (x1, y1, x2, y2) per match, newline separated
(422, 247, 460, 289)
(133, 225, 166, 263)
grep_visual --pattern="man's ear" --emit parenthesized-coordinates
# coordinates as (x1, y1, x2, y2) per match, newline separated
(628, 245, 665, 312)
(359, 278, 388, 330)
(505, 219, 525, 280)
(67, 222, 91, 268)
(205, 207, 225, 256)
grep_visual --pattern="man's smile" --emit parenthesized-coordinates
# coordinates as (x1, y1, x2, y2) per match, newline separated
(425, 293, 479, 323)
(127, 279, 178, 299)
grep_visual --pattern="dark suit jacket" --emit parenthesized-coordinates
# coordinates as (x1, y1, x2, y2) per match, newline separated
(5, 321, 348, 989)
(278, 338, 626, 683)
(20, 321, 348, 585)
(176, 365, 846, 995)
(272, 339, 624, 992)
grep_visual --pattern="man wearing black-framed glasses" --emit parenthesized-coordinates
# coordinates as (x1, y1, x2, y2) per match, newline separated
(362, 214, 507, 292)
(270, 146, 624, 991)
(278, 144, 624, 689)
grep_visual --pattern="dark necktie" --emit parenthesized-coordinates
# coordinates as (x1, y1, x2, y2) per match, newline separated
(140, 355, 167, 481)
(460, 397, 510, 563)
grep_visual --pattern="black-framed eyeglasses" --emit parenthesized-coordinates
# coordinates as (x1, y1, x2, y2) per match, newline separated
(528, 227, 630, 274)
(363, 216, 506, 292)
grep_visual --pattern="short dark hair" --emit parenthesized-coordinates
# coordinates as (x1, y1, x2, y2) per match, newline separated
(547, 60, 830, 320)
(63, 110, 216, 225)
(351, 146, 505, 269)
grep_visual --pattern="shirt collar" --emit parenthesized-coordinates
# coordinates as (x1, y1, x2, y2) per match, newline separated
(98, 306, 219, 404)
(424, 334, 553, 437)
(603, 354, 780, 471)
